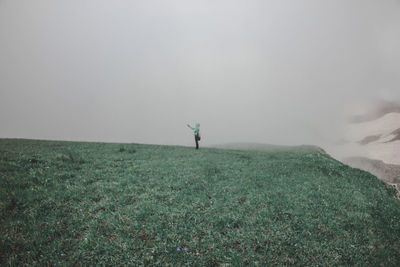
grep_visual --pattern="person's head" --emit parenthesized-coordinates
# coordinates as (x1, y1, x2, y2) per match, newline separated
(196, 123, 200, 128)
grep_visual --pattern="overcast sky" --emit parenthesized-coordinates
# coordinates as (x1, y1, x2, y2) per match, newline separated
(1, 0, 399, 147)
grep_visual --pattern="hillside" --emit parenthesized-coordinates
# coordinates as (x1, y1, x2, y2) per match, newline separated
(1, 139, 400, 266)
(211, 142, 325, 154)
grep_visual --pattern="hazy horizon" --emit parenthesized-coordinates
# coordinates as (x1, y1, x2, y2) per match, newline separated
(1, 0, 399, 148)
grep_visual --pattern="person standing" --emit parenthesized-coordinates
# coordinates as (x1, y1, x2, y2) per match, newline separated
(187, 123, 201, 149)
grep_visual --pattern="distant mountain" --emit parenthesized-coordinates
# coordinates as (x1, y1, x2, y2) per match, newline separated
(385, 127, 400, 143)
(340, 99, 400, 187)
(348, 112, 400, 147)
(349, 99, 400, 123)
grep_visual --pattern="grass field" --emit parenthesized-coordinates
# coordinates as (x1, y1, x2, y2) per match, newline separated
(1, 139, 400, 266)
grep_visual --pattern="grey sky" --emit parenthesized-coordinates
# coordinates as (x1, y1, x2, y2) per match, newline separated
(1, 0, 399, 147)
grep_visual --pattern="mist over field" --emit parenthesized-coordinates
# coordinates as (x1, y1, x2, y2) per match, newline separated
(2, 2, 400, 265)
(1, 0, 399, 148)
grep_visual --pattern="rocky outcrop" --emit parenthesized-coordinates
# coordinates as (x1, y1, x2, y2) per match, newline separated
(343, 157, 400, 184)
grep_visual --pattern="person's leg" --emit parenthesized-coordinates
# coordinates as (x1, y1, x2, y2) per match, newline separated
(195, 135, 199, 149)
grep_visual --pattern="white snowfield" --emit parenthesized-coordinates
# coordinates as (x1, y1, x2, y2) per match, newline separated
(346, 112, 400, 165)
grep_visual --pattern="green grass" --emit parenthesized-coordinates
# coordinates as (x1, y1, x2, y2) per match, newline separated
(1, 139, 400, 266)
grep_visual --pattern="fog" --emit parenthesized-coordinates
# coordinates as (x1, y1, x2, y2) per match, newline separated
(1, 0, 399, 148)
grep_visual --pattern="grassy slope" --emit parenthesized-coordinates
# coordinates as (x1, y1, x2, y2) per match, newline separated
(1, 139, 400, 266)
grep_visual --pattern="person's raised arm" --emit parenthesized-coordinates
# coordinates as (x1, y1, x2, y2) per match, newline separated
(187, 124, 194, 130)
